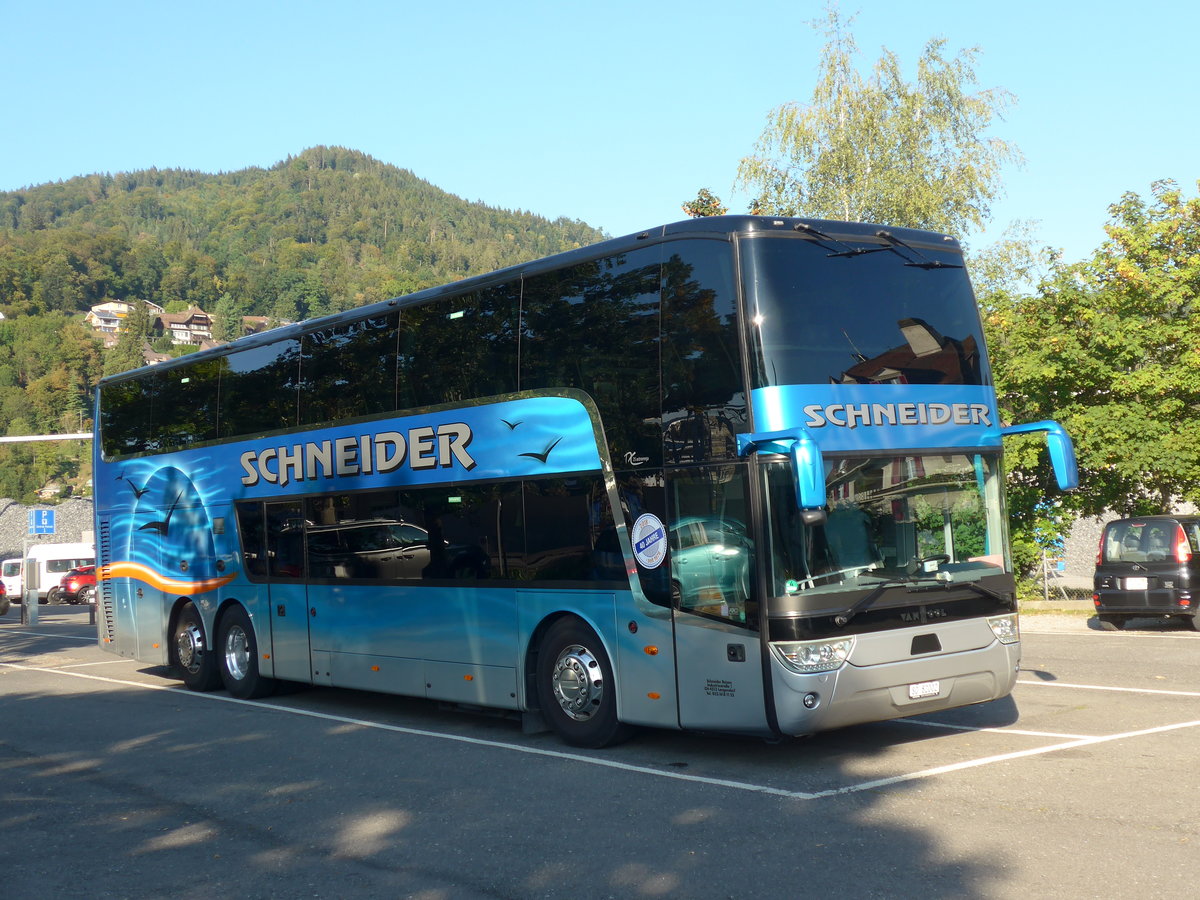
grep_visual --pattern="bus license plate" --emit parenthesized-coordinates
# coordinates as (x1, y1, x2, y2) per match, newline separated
(908, 680, 941, 700)
(1124, 577, 1148, 590)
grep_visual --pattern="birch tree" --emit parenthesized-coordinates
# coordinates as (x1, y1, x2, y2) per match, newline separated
(736, 6, 1020, 238)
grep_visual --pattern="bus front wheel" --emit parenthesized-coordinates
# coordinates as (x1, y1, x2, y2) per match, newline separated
(536, 617, 633, 748)
(172, 601, 221, 692)
(217, 604, 276, 700)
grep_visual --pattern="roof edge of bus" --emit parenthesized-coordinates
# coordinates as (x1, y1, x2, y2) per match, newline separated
(96, 215, 960, 386)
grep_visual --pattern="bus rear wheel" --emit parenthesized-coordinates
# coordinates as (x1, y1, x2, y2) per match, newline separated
(172, 601, 221, 692)
(217, 605, 276, 700)
(536, 617, 633, 748)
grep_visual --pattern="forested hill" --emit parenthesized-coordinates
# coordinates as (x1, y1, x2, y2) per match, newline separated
(0, 146, 607, 502)
(0, 146, 607, 322)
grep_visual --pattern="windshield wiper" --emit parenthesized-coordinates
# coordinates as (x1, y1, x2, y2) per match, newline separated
(793, 222, 889, 259)
(832, 574, 1004, 628)
(831, 578, 932, 628)
(875, 230, 963, 269)
(794, 223, 961, 267)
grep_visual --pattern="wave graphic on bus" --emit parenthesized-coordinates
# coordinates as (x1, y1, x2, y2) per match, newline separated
(98, 561, 237, 596)
(107, 464, 228, 598)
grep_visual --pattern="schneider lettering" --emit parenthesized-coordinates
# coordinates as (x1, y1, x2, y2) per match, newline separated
(803, 401, 992, 430)
(239, 423, 475, 487)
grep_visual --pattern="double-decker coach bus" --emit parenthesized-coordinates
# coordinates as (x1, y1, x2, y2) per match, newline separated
(93, 216, 1077, 747)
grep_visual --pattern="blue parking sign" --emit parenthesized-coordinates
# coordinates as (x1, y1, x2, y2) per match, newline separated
(28, 509, 56, 535)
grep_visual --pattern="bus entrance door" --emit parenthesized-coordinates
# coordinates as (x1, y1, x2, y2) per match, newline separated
(259, 500, 318, 684)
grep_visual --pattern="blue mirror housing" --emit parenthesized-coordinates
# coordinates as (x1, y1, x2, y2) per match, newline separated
(737, 426, 827, 517)
(1000, 420, 1079, 491)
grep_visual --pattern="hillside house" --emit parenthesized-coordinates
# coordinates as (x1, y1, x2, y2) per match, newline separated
(84, 300, 166, 335)
(156, 307, 214, 345)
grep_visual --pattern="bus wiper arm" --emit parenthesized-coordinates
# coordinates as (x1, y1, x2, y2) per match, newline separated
(836, 578, 1015, 628)
(793, 222, 886, 258)
(833, 580, 909, 628)
(875, 230, 963, 269)
(833, 575, 952, 628)
(958, 581, 1016, 609)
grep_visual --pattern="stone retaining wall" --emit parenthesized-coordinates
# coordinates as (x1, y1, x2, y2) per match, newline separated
(0, 498, 96, 562)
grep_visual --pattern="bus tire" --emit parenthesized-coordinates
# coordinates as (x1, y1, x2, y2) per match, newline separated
(217, 604, 276, 700)
(536, 617, 633, 748)
(172, 601, 221, 691)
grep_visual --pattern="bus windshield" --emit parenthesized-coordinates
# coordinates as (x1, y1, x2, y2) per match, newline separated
(743, 234, 989, 388)
(762, 452, 1009, 598)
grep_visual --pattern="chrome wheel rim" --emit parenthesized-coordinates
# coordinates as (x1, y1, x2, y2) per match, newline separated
(176, 623, 204, 674)
(551, 643, 604, 721)
(223, 625, 251, 682)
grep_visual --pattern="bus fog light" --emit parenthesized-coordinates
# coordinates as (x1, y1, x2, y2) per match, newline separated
(803, 692, 820, 709)
(772, 637, 855, 674)
(988, 613, 1020, 645)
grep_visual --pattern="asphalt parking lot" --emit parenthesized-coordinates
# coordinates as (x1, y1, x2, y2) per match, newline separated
(2, 604, 1198, 899)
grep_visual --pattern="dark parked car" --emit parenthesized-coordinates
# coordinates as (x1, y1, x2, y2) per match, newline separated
(48, 565, 97, 605)
(1093, 516, 1200, 630)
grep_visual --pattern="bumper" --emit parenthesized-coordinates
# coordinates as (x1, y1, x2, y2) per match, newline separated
(1093, 588, 1196, 617)
(771, 625, 1020, 736)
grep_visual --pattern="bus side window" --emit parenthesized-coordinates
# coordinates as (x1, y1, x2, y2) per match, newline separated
(300, 313, 400, 425)
(661, 240, 746, 466)
(235, 502, 267, 579)
(265, 501, 306, 580)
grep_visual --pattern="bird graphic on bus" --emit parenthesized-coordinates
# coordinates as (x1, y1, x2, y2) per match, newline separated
(519, 436, 563, 464)
(117, 471, 151, 499)
(138, 490, 183, 536)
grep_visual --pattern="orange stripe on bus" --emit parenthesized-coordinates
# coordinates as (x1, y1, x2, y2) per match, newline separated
(98, 561, 237, 595)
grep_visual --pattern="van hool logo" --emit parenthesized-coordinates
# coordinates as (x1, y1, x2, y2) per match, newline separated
(803, 401, 993, 430)
(239, 423, 475, 487)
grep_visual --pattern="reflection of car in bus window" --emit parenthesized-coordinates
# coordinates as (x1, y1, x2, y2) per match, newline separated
(307, 520, 487, 581)
(669, 517, 752, 615)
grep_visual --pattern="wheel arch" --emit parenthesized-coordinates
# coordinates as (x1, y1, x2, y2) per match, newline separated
(523, 609, 618, 714)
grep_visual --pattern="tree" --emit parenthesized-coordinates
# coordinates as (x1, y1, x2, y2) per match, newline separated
(681, 189, 728, 218)
(987, 180, 1200, 518)
(736, 5, 1020, 237)
(105, 299, 154, 375)
(211, 292, 248, 343)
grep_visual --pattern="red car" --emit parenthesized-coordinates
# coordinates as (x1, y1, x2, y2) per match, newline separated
(0, 579, 8, 616)
(49, 566, 97, 605)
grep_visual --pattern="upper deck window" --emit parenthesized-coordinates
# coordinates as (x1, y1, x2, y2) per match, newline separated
(743, 234, 990, 388)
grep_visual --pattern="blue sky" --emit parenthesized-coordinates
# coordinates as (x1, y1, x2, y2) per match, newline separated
(2, 0, 1195, 265)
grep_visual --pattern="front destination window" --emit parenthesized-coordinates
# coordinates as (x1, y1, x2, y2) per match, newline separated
(743, 233, 988, 388)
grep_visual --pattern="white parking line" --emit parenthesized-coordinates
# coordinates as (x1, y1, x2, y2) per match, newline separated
(56, 659, 136, 669)
(900, 718, 1096, 740)
(5, 660, 1198, 802)
(809, 718, 1200, 798)
(0, 628, 95, 643)
(1017, 679, 1200, 698)
(1021, 627, 1200, 640)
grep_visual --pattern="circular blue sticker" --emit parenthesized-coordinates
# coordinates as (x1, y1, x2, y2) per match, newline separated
(631, 513, 667, 570)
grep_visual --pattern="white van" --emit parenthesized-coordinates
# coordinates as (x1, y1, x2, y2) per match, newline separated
(24, 543, 95, 601)
(1, 558, 21, 598)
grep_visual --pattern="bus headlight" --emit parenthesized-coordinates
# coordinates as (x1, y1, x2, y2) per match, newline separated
(772, 637, 855, 674)
(987, 613, 1020, 645)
